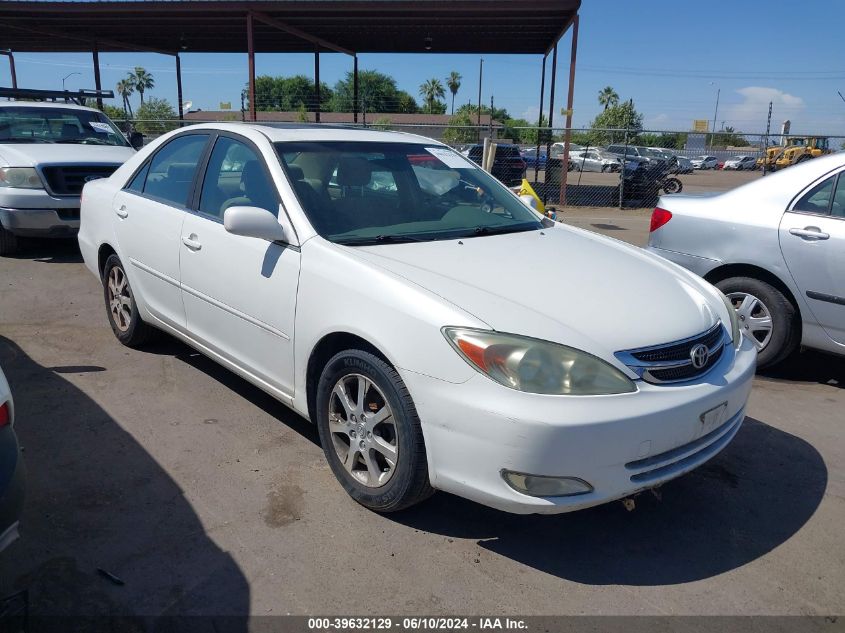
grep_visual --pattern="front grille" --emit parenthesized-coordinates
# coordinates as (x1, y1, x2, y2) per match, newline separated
(615, 322, 729, 384)
(41, 165, 118, 196)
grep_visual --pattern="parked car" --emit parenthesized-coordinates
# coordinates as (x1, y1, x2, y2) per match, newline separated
(0, 92, 139, 255)
(569, 149, 621, 172)
(691, 156, 719, 170)
(0, 364, 24, 554)
(647, 153, 845, 368)
(80, 124, 755, 515)
(723, 156, 758, 171)
(520, 147, 547, 171)
(549, 142, 583, 159)
(466, 143, 526, 186)
(646, 148, 693, 174)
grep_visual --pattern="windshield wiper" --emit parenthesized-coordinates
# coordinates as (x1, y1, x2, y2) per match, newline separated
(465, 223, 540, 238)
(335, 233, 430, 246)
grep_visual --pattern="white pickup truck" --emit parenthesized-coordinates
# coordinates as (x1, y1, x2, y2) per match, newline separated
(0, 99, 137, 255)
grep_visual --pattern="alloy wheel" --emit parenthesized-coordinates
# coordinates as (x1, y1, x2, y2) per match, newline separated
(727, 291, 773, 350)
(107, 266, 133, 333)
(328, 373, 399, 488)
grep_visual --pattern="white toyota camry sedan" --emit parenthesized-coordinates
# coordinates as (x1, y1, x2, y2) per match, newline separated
(78, 123, 756, 514)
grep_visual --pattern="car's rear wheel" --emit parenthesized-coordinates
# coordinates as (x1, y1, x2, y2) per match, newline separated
(0, 226, 19, 256)
(102, 254, 157, 347)
(315, 349, 433, 512)
(716, 276, 799, 369)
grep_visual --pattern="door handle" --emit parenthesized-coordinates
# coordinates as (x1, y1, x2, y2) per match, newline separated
(789, 227, 829, 240)
(115, 205, 128, 219)
(181, 234, 202, 251)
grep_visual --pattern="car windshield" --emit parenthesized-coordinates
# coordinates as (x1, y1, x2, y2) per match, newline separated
(0, 106, 129, 146)
(275, 141, 543, 245)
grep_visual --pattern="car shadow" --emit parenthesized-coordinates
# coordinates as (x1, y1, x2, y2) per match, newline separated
(142, 335, 320, 447)
(759, 350, 844, 390)
(388, 416, 826, 586)
(0, 336, 250, 628)
(9, 237, 83, 264)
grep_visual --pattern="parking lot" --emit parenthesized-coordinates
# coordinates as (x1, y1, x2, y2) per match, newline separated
(1, 213, 842, 618)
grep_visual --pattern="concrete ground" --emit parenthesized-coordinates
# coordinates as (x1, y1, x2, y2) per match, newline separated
(0, 216, 843, 619)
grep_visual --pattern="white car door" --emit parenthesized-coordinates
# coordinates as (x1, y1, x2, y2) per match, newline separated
(778, 171, 845, 344)
(179, 133, 300, 399)
(113, 133, 210, 329)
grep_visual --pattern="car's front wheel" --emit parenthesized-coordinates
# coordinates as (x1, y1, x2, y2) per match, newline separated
(315, 349, 433, 512)
(716, 276, 800, 369)
(102, 254, 157, 347)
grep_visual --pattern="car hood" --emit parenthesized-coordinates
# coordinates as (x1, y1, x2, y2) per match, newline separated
(348, 226, 723, 360)
(0, 143, 135, 167)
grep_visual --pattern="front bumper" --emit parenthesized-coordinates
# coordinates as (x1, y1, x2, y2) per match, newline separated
(0, 189, 81, 237)
(0, 206, 80, 237)
(0, 427, 25, 553)
(402, 335, 756, 514)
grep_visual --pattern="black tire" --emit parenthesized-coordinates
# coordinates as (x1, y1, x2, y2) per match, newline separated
(315, 349, 434, 513)
(102, 254, 158, 347)
(0, 225, 19, 256)
(663, 177, 683, 194)
(716, 276, 800, 369)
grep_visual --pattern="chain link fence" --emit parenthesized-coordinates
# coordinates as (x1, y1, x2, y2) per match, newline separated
(111, 116, 845, 210)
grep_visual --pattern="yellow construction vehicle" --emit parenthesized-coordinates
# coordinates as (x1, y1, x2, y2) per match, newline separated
(756, 145, 786, 170)
(775, 136, 831, 169)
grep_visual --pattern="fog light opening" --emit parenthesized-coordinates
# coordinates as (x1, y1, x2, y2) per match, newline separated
(502, 471, 593, 498)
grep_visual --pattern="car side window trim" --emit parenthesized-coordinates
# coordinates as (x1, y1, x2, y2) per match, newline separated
(190, 130, 283, 226)
(788, 169, 845, 219)
(120, 131, 211, 212)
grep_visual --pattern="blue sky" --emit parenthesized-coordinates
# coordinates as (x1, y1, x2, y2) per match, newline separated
(2, 0, 844, 135)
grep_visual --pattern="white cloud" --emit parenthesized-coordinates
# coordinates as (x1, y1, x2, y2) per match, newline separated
(723, 87, 805, 131)
(520, 106, 540, 123)
(644, 113, 669, 129)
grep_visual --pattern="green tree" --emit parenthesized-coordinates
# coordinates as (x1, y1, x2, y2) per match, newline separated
(134, 97, 178, 135)
(372, 116, 393, 130)
(130, 67, 155, 104)
(249, 75, 332, 112)
(588, 100, 643, 145)
(446, 71, 462, 114)
(116, 78, 135, 116)
(597, 86, 619, 111)
(455, 102, 511, 125)
(709, 126, 750, 148)
(101, 104, 127, 123)
(329, 70, 416, 114)
(419, 78, 446, 114)
(442, 111, 477, 144)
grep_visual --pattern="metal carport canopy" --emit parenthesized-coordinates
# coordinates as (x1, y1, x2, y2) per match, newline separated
(0, 0, 579, 55)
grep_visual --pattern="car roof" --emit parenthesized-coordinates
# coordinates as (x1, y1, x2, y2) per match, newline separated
(177, 122, 448, 146)
(0, 100, 101, 113)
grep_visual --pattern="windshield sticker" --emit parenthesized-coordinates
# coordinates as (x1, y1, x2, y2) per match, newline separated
(89, 121, 113, 134)
(425, 146, 474, 169)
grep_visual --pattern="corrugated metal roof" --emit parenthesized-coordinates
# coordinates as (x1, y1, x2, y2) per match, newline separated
(0, 1, 580, 55)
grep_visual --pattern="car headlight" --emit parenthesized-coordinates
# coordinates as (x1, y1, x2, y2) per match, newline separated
(719, 291, 742, 349)
(0, 167, 44, 189)
(443, 327, 637, 395)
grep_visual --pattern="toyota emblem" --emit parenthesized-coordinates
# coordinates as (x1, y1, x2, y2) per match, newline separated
(690, 343, 709, 369)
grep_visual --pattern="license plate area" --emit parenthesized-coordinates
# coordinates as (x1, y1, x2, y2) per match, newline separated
(699, 402, 728, 436)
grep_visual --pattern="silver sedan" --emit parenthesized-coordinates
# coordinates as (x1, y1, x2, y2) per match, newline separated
(646, 153, 845, 368)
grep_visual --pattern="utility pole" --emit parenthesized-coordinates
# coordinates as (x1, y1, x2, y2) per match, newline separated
(763, 101, 773, 176)
(490, 95, 494, 139)
(709, 87, 720, 152)
(476, 58, 483, 141)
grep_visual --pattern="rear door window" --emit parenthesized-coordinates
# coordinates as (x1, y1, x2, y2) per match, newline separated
(142, 134, 209, 207)
(793, 176, 835, 215)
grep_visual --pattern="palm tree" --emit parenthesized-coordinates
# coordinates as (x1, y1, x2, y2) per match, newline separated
(131, 67, 155, 104)
(446, 71, 462, 114)
(598, 86, 619, 111)
(116, 78, 135, 117)
(419, 78, 446, 114)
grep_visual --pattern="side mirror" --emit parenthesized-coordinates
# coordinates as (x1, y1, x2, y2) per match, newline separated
(129, 132, 144, 150)
(223, 206, 286, 242)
